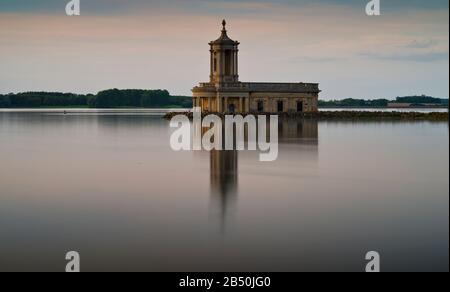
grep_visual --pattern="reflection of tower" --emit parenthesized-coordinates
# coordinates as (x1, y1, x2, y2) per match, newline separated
(278, 117, 319, 145)
(210, 150, 238, 233)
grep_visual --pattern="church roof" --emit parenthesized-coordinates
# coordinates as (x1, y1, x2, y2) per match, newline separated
(209, 20, 239, 46)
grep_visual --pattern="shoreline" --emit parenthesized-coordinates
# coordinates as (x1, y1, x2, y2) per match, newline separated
(163, 111, 449, 122)
(1, 108, 448, 121)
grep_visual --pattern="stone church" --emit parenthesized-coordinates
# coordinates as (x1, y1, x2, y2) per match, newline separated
(192, 20, 320, 114)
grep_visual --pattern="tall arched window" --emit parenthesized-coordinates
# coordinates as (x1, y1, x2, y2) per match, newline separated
(257, 100, 264, 112)
(225, 50, 232, 75)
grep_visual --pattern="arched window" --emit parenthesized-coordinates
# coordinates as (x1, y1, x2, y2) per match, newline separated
(257, 100, 264, 112)
(225, 50, 232, 75)
(277, 100, 284, 112)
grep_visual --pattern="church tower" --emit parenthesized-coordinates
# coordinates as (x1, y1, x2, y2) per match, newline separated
(209, 20, 240, 84)
(192, 20, 320, 114)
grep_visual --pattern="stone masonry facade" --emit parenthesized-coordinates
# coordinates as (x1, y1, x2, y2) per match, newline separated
(192, 20, 320, 114)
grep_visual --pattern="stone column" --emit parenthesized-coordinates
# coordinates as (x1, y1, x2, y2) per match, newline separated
(234, 50, 238, 76)
(216, 96, 221, 113)
(220, 50, 225, 82)
(230, 51, 233, 76)
(239, 97, 244, 113)
(210, 51, 213, 81)
(208, 97, 212, 112)
(235, 49, 238, 79)
(231, 50, 236, 76)
(245, 97, 250, 113)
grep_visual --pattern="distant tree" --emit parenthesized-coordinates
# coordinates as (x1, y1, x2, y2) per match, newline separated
(369, 99, 389, 107)
(2, 89, 192, 109)
(396, 95, 445, 105)
(86, 94, 96, 107)
(0, 95, 11, 107)
(141, 90, 171, 107)
(168, 95, 193, 108)
(95, 89, 123, 108)
(41, 93, 87, 107)
(125, 90, 145, 107)
(319, 98, 388, 108)
(9, 93, 42, 107)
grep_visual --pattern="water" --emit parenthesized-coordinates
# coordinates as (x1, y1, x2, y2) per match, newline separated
(0, 108, 186, 115)
(320, 108, 448, 113)
(1, 107, 448, 114)
(0, 111, 448, 272)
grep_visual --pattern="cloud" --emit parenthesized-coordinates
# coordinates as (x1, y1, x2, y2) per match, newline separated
(360, 51, 449, 62)
(406, 40, 439, 49)
(281, 56, 348, 63)
(313, 0, 448, 10)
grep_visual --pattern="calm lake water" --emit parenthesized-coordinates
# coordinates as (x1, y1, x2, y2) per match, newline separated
(0, 110, 448, 272)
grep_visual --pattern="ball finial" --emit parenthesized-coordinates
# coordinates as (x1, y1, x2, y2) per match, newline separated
(222, 19, 226, 31)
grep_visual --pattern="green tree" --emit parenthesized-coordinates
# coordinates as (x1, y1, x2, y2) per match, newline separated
(0, 95, 11, 107)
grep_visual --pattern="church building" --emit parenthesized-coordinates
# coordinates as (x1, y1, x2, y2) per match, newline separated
(192, 20, 320, 114)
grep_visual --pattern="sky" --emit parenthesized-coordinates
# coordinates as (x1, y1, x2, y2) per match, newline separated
(0, 0, 448, 99)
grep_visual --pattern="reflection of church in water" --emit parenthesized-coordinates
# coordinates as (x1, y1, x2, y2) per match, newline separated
(208, 118, 319, 232)
(210, 150, 238, 232)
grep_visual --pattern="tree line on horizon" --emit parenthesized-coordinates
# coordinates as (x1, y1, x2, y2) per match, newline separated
(319, 95, 448, 108)
(0, 89, 193, 108)
(0, 90, 448, 108)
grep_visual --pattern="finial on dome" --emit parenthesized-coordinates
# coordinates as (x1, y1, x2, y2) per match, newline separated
(222, 19, 227, 31)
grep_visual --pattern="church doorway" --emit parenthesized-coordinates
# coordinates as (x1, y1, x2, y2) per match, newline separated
(297, 101, 303, 112)
(228, 103, 236, 114)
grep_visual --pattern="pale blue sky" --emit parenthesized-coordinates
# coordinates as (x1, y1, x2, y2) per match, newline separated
(0, 0, 448, 99)
(1, 0, 448, 13)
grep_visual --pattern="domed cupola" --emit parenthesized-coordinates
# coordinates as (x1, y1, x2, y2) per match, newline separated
(209, 20, 240, 84)
(210, 20, 239, 46)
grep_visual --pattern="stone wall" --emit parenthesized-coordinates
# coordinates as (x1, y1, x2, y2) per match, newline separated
(193, 89, 319, 113)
